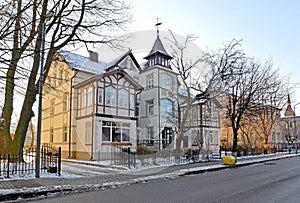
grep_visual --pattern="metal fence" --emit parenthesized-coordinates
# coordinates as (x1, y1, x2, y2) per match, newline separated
(111, 146, 207, 168)
(0, 144, 61, 178)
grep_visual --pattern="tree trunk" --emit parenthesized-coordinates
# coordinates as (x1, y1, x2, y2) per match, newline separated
(175, 137, 182, 162)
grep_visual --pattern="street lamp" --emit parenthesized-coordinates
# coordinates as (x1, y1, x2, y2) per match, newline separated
(293, 102, 300, 154)
(35, 13, 53, 178)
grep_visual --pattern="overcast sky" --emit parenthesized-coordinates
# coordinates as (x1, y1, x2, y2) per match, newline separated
(126, 0, 300, 108)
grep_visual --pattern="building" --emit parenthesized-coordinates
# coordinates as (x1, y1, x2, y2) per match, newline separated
(41, 31, 221, 160)
(275, 94, 300, 151)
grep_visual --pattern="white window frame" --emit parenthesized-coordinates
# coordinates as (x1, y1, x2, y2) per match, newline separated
(81, 89, 86, 108)
(161, 99, 173, 115)
(87, 87, 93, 106)
(105, 86, 116, 106)
(147, 100, 154, 116)
(118, 89, 128, 108)
(102, 121, 130, 142)
(160, 73, 172, 90)
(98, 88, 103, 105)
(146, 73, 154, 89)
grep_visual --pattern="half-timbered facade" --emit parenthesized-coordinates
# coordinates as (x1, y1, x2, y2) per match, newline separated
(41, 31, 221, 160)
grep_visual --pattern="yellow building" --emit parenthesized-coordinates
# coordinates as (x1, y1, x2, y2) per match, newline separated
(42, 50, 142, 160)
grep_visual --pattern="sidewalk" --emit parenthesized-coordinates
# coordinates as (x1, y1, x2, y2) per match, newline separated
(0, 153, 298, 202)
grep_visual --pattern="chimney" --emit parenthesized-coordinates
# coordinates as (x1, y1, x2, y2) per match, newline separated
(88, 50, 98, 62)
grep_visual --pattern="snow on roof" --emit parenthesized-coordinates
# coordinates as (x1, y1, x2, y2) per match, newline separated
(58, 50, 106, 74)
(104, 51, 129, 70)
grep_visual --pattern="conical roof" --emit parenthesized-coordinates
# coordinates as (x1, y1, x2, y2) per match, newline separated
(144, 35, 172, 60)
(284, 94, 295, 117)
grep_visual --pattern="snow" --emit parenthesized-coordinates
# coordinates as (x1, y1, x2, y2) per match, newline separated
(0, 153, 298, 202)
(59, 50, 107, 74)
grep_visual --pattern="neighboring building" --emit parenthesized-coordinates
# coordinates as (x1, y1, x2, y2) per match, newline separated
(276, 94, 300, 151)
(41, 31, 222, 160)
(182, 97, 222, 155)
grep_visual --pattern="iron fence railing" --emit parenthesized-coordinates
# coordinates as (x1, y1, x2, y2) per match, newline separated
(0, 144, 61, 178)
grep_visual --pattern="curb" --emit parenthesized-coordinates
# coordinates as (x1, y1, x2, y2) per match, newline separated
(1, 154, 298, 202)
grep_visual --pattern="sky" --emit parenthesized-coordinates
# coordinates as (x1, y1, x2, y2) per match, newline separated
(125, 0, 300, 110)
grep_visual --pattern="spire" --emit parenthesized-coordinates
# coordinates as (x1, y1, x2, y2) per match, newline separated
(144, 19, 172, 60)
(284, 93, 295, 117)
(287, 93, 291, 105)
(155, 18, 162, 37)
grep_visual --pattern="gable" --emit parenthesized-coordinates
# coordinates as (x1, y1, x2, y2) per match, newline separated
(119, 55, 139, 72)
(105, 51, 141, 73)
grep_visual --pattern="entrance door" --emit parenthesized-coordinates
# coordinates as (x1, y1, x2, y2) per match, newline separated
(162, 127, 173, 148)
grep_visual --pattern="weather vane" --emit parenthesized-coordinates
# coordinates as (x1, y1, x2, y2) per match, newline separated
(155, 18, 162, 36)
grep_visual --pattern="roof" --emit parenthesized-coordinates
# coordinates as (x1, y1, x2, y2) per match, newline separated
(74, 68, 143, 90)
(105, 50, 142, 72)
(58, 50, 106, 74)
(144, 35, 172, 60)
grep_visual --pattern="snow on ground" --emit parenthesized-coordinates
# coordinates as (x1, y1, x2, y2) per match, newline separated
(0, 152, 295, 181)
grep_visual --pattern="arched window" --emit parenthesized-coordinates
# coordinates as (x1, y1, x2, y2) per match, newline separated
(81, 89, 86, 107)
(87, 87, 93, 106)
(105, 86, 116, 106)
(118, 89, 128, 108)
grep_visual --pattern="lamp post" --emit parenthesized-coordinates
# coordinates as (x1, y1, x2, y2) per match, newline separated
(35, 21, 46, 178)
(35, 10, 54, 177)
(293, 102, 300, 154)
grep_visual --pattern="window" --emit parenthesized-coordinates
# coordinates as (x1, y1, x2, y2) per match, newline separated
(160, 99, 173, 115)
(102, 121, 130, 142)
(50, 128, 54, 143)
(50, 99, 55, 115)
(81, 89, 86, 107)
(158, 56, 161, 65)
(98, 89, 103, 105)
(127, 58, 131, 69)
(63, 95, 68, 112)
(146, 73, 154, 89)
(147, 100, 154, 116)
(118, 89, 128, 108)
(85, 121, 92, 144)
(63, 126, 68, 142)
(87, 87, 93, 106)
(105, 86, 116, 106)
(130, 95, 135, 110)
(162, 58, 165, 66)
(160, 74, 172, 90)
(58, 69, 63, 85)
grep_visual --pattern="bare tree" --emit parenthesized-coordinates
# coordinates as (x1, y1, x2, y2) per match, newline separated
(167, 32, 238, 161)
(212, 42, 288, 159)
(0, 0, 131, 154)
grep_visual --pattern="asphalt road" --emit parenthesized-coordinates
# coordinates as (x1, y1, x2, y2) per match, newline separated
(31, 156, 300, 203)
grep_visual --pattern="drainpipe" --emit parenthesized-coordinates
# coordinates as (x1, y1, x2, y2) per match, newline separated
(68, 71, 78, 158)
(158, 68, 161, 150)
(91, 111, 94, 160)
(90, 82, 96, 160)
(136, 89, 142, 146)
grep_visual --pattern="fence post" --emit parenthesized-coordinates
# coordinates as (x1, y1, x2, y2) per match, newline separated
(128, 147, 130, 169)
(7, 154, 10, 178)
(58, 147, 61, 176)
